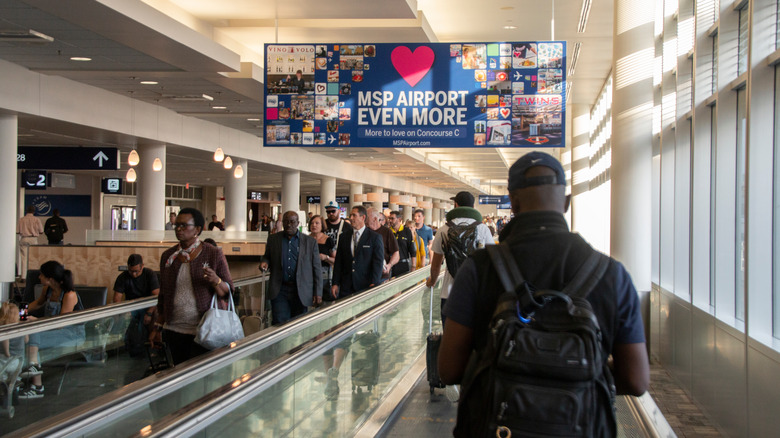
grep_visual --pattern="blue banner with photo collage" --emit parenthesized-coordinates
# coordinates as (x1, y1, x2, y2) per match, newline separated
(264, 42, 565, 148)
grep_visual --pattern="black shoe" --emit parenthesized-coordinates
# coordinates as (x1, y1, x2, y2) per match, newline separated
(18, 385, 44, 399)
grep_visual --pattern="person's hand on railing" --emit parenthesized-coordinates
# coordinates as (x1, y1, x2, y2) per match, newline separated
(259, 262, 268, 272)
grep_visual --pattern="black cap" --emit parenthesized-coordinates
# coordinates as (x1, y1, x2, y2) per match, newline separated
(450, 191, 475, 207)
(508, 151, 566, 191)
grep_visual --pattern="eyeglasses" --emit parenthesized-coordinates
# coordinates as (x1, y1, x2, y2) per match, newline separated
(173, 222, 195, 229)
(326, 210, 338, 214)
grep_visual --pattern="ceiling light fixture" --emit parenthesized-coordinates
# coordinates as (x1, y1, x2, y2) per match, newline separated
(70, 57, 92, 62)
(0, 29, 53, 43)
(140, 80, 158, 85)
(128, 149, 140, 166)
(126, 168, 137, 183)
(234, 164, 244, 179)
(212, 106, 227, 110)
(577, 0, 593, 33)
(223, 156, 233, 169)
(214, 147, 225, 162)
(246, 118, 260, 121)
(152, 157, 163, 172)
(503, 25, 517, 30)
(569, 42, 582, 76)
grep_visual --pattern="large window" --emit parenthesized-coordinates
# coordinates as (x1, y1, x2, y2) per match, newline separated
(712, 33, 719, 95)
(710, 105, 718, 308)
(774, 67, 780, 337)
(736, 89, 747, 321)
(738, 6, 749, 76)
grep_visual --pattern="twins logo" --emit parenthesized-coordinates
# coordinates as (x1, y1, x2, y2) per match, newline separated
(32, 195, 51, 216)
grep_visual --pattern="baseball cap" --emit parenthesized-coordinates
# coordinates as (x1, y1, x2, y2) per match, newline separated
(450, 191, 475, 207)
(324, 200, 339, 211)
(508, 151, 566, 191)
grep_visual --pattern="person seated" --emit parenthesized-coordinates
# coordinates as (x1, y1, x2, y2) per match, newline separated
(0, 303, 25, 393)
(20, 261, 85, 399)
(113, 254, 160, 356)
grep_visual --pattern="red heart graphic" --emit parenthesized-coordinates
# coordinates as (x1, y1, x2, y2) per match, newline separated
(391, 46, 435, 87)
(500, 108, 511, 118)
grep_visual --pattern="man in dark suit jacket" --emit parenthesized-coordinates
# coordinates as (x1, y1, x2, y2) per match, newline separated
(331, 205, 384, 299)
(260, 211, 322, 325)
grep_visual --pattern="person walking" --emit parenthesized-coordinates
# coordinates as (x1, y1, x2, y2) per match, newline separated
(17, 206, 43, 278)
(44, 209, 68, 245)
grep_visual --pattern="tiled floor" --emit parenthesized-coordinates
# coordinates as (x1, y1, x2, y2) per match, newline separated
(648, 362, 722, 437)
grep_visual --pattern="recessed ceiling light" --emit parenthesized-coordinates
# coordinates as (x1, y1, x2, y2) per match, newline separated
(334, 148, 344, 151)
(247, 118, 260, 121)
(70, 57, 91, 61)
(212, 106, 227, 110)
(140, 81, 158, 85)
(500, 6, 514, 10)
(503, 25, 517, 30)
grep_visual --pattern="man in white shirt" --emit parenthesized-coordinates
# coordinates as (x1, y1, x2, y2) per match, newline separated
(17, 206, 43, 277)
(426, 191, 494, 324)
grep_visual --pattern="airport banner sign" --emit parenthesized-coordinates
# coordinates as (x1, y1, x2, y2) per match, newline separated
(25, 194, 92, 217)
(17, 146, 119, 170)
(264, 42, 565, 148)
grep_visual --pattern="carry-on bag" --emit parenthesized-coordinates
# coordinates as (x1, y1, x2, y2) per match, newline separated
(351, 320, 380, 393)
(426, 286, 446, 393)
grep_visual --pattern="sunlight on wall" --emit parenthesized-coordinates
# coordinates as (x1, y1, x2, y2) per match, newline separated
(617, 0, 656, 35)
(615, 48, 655, 90)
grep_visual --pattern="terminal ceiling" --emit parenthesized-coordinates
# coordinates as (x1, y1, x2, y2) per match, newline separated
(1, 0, 613, 197)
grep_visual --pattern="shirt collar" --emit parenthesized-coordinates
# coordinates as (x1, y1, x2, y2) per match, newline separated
(508, 211, 569, 238)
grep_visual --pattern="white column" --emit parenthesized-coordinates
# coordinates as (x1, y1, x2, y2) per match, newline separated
(570, 104, 591, 235)
(423, 196, 433, 226)
(321, 176, 336, 212)
(611, 0, 655, 291)
(282, 170, 300, 214)
(402, 201, 413, 221)
(349, 183, 363, 208)
(372, 186, 384, 211)
(136, 143, 166, 231)
(389, 190, 400, 212)
(225, 159, 248, 231)
(0, 115, 17, 300)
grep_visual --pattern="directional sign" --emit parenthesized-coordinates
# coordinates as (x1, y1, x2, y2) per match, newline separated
(17, 146, 119, 170)
(479, 195, 509, 205)
(21, 171, 48, 190)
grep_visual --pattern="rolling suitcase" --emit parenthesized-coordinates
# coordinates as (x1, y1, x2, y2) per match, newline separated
(351, 321, 380, 393)
(426, 286, 445, 394)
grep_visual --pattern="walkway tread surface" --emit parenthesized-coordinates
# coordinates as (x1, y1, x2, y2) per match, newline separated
(648, 362, 722, 437)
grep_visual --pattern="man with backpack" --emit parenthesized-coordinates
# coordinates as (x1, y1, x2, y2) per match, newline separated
(426, 191, 494, 324)
(438, 152, 649, 437)
(44, 209, 68, 245)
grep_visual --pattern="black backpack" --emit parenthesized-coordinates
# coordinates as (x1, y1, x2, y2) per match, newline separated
(441, 220, 481, 277)
(45, 220, 64, 242)
(455, 244, 616, 438)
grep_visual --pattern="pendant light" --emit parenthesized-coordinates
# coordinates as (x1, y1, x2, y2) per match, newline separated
(128, 149, 140, 166)
(126, 167, 137, 183)
(214, 147, 224, 162)
(223, 156, 233, 169)
(152, 157, 163, 171)
(234, 164, 244, 179)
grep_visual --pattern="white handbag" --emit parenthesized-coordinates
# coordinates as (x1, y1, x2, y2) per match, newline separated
(195, 294, 245, 350)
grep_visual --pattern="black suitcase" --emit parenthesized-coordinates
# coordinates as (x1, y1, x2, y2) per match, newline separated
(144, 341, 174, 377)
(426, 287, 445, 393)
(351, 322, 380, 393)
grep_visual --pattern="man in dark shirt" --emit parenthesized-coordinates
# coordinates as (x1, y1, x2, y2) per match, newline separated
(323, 200, 352, 250)
(388, 210, 416, 276)
(208, 214, 224, 231)
(439, 152, 649, 435)
(113, 254, 160, 303)
(44, 209, 68, 245)
(367, 208, 399, 282)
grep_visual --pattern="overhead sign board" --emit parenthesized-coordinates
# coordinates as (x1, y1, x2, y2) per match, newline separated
(21, 171, 48, 190)
(17, 146, 119, 170)
(479, 195, 510, 205)
(102, 177, 123, 194)
(264, 41, 565, 148)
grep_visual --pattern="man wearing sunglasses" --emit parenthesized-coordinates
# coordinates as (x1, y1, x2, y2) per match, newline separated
(323, 200, 352, 253)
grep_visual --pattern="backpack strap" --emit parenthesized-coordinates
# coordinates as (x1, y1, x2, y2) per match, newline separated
(562, 250, 610, 299)
(487, 244, 524, 293)
(487, 245, 544, 318)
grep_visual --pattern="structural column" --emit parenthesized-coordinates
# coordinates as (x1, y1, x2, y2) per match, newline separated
(611, 0, 654, 291)
(389, 190, 400, 211)
(281, 170, 300, 214)
(224, 159, 248, 231)
(423, 196, 433, 227)
(321, 176, 336, 211)
(349, 183, 363, 208)
(402, 198, 413, 221)
(0, 115, 17, 300)
(136, 143, 166, 231)
(570, 104, 591, 235)
(372, 186, 384, 211)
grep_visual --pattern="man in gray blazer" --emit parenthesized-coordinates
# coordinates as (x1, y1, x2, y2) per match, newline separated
(260, 211, 322, 325)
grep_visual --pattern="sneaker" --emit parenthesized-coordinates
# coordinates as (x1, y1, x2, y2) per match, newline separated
(18, 384, 44, 399)
(20, 364, 43, 378)
(324, 367, 340, 400)
(445, 384, 460, 402)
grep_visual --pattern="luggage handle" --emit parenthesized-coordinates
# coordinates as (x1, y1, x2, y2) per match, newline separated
(428, 285, 435, 334)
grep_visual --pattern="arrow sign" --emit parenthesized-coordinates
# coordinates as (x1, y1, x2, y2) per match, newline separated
(93, 151, 109, 167)
(18, 146, 118, 170)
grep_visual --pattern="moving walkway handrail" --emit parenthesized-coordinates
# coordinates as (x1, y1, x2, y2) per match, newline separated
(10, 267, 433, 438)
(0, 273, 270, 343)
(134, 281, 431, 438)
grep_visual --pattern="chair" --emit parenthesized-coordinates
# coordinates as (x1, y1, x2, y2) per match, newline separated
(55, 286, 112, 395)
(0, 356, 23, 418)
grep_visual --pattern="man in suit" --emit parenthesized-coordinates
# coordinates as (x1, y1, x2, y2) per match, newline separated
(331, 205, 384, 299)
(260, 211, 322, 325)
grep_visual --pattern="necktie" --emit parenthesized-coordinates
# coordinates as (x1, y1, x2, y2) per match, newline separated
(352, 231, 359, 256)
